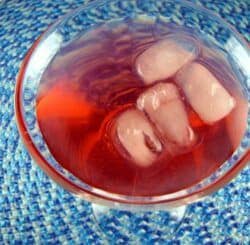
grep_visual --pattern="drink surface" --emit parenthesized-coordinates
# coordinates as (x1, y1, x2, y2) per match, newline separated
(36, 20, 247, 196)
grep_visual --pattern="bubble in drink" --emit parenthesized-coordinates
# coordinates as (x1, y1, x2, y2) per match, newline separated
(36, 19, 248, 196)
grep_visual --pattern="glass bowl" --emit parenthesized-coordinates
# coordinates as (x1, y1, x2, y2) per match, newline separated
(15, 0, 249, 211)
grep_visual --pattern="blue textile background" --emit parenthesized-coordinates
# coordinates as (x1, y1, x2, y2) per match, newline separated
(0, 0, 249, 244)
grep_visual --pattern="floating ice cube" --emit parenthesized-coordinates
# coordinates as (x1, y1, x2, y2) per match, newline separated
(137, 83, 196, 147)
(135, 36, 198, 84)
(114, 109, 162, 167)
(176, 62, 236, 124)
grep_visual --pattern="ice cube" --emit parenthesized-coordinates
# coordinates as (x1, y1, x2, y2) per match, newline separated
(135, 36, 198, 84)
(176, 62, 236, 124)
(137, 83, 196, 147)
(114, 109, 162, 167)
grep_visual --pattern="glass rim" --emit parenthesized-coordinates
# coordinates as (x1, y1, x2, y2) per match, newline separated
(15, 0, 250, 209)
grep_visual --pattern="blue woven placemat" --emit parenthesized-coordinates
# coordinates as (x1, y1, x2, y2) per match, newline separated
(0, 0, 249, 244)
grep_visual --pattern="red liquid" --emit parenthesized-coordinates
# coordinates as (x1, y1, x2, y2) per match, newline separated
(36, 21, 247, 196)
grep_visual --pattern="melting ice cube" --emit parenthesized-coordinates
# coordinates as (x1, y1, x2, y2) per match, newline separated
(176, 62, 236, 124)
(114, 109, 162, 167)
(135, 36, 198, 84)
(137, 83, 196, 147)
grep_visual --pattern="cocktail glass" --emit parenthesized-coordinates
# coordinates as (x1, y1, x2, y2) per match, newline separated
(15, 0, 249, 242)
